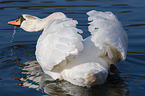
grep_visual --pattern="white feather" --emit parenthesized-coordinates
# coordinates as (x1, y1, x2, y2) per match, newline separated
(35, 18, 84, 71)
(87, 10, 128, 61)
(19, 11, 128, 87)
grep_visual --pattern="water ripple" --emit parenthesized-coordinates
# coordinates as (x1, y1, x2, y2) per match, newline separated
(123, 74, 145, 84)
(11, 41, 37, 43)
(128, 51, 145, 57)
(0, 0, 28, 4)
(0, 5, 101, 10)
(119, 11, 133, 13)
(40, 1, 56, 3)
(111, 4, 129, 6)
(125, 24, 145, 27)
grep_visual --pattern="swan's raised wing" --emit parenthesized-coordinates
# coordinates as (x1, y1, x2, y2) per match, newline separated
(35, 18, 83, 71)
(87, 10, 128, 61)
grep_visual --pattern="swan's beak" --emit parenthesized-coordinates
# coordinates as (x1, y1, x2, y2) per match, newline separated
(8, 17, 21, 26)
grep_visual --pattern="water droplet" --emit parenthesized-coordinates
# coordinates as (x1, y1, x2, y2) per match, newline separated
(11, 26, 17, 42)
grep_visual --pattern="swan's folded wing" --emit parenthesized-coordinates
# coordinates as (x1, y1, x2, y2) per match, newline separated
(35, 18, 84, 71)
(87, 10, 128, 61)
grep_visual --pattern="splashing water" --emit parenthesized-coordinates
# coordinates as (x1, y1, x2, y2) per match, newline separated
(11, 26, 17, 42)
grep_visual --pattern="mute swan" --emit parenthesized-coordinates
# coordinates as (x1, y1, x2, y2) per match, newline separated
(8, 10, 128, 87)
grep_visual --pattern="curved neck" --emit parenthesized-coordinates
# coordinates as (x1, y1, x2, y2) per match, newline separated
(21, 12, 67, 32)
(40, 12, 67, 31)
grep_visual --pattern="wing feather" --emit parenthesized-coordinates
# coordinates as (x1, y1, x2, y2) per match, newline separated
(87, 10, 128, 61)
(35, 18, 83, 71)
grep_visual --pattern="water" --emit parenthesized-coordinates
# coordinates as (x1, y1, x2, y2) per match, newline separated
(0, 0, 145, 96)
(11, 26, 17, 42)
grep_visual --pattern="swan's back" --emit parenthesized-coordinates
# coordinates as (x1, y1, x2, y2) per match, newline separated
(87, 10, 128, 61)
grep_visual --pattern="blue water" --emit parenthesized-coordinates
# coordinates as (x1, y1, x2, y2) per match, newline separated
(1, 0, 145, 96)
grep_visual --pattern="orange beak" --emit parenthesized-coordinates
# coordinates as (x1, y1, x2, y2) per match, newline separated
(8, 17, 21, 26)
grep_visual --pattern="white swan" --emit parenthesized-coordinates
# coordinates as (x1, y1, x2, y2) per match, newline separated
(8, 10, 128, 87)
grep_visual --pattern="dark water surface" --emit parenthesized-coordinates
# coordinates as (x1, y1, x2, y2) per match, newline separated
(1, 0, 145, 96)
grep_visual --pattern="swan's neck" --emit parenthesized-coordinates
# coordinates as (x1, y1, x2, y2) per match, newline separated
(21, 12, 67, 32)
(41, 12, 67, 30)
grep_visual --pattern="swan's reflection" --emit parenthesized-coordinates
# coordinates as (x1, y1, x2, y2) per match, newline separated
(20, 60, 129, 96)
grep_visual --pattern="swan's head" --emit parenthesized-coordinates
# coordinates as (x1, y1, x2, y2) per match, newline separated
(8, 12, 67, 32)
(8, 14, 39, 32)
